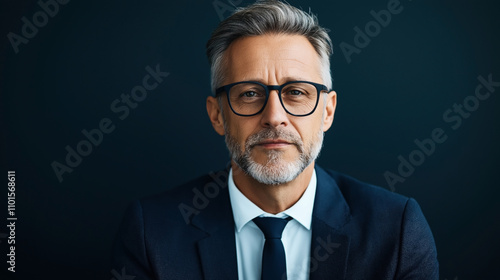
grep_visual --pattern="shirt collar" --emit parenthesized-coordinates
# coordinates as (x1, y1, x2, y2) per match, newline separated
(228, 168, 317, 232)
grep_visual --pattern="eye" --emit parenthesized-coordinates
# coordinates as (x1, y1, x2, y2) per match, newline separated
(284, 88, 308, 97)
(241, 91, 259, 98)
(288, 90, 304, 96)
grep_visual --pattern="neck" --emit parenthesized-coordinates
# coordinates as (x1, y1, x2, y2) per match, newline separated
(231, 161, 315, 214)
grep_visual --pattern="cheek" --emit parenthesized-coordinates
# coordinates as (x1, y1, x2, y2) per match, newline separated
(227, 118, 255, 146)
(293, 117, 323, 144)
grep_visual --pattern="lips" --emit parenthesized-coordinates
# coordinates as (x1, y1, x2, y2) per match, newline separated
(245, 129, 301, 151)
(258, 139, 290, 145)
(256, 139, 292, 149)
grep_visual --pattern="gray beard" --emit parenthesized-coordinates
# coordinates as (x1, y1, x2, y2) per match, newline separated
(225, 127, 324, 185)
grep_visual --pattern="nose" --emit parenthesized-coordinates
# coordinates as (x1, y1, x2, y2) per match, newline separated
(259, 90, 289, 128)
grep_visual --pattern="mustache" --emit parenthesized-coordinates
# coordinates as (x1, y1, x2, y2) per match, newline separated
(246, 128, 303, 151)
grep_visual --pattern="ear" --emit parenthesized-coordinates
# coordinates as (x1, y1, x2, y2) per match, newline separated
(322, 91, 337, 132)
(206, 96, 226, 135)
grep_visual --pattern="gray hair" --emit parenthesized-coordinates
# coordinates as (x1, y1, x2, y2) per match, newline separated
(206, 0, 333, 93)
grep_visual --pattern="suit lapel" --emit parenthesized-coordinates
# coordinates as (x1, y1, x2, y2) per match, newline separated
(190, 174, 238, 280)
(188, 166, 351, 279)
(309, 166, 351, 280)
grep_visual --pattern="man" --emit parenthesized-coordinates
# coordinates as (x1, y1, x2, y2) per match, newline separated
(111, 1, 439, 279)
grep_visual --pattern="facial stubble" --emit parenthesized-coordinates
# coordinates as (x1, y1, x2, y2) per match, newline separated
(225, 125, 324, 185)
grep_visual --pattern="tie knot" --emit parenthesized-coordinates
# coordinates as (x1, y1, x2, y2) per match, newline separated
(253, 217, 292, 239)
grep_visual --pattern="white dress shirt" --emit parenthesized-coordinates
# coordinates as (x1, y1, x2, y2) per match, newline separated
(228, 168, 317, 280)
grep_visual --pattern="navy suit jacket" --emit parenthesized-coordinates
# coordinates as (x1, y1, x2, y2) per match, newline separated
(111, 166, 438, 279)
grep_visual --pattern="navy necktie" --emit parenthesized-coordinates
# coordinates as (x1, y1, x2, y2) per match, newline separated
(253, 216, 292, 280)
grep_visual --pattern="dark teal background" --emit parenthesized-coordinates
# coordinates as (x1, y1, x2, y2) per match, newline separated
(1, 0, 499, 279)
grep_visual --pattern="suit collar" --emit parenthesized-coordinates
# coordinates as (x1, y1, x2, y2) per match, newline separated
(312, 165, 351, 229)
(309, 165, 351, 280)
(228, 168, 317, 232)
(190, 168, 238, 280)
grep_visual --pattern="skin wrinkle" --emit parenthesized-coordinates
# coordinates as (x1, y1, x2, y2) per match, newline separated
(239, 76, 305, 84)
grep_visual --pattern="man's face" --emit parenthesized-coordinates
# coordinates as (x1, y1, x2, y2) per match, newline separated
(207, 34, 336, 184)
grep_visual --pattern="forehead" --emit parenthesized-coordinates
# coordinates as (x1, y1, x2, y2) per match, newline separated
(223, 34, 322, 84)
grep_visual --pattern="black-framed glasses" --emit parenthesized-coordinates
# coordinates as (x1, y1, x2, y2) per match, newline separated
(215, 81, 331, 117)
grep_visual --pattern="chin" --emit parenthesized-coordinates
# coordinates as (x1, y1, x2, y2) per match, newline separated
(246, 155, 306, 185)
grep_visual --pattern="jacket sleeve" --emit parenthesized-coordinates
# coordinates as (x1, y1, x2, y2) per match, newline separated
(396, 198, 439, 279)
(110, 200, 156, 280)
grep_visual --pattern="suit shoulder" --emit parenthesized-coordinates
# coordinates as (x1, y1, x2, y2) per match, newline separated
(319, 167, 411, 213)
(137, 168, 230, 212)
